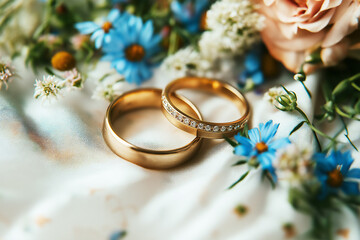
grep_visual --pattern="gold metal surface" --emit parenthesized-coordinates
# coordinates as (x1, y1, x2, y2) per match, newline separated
(162, 77, 250, 139)
(102, 88, 203, 169)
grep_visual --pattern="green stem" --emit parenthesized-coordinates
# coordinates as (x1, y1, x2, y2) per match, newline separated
(295, 107, 322, 151)
(300, 80, 312, 99)
(168, 29, 179, 55)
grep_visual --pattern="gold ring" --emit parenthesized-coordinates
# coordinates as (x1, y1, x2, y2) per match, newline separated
(161, 77, 250, 139)
(102, 88, 203, 169)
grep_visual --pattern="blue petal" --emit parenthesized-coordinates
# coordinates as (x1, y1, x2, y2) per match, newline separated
(107, 9, 120, 22)
(259, 120, 278, 143)
(139, 20, 154, 45)
(268, 137, 290, 151)
(251, 71, 264, 85)
(234, 134, 253, 148)
(75, 21, 100, 34)
(346, 169, 360, 179)
(234, 145, 251, 157)
(137, 62, 152, 83)
(194, 0, 209, 13)
(248, 128, 260, 144)
(245, 52, 261, 72)
(341, 182, 360, 195)
(314, 152, 334, 172)
(258, 152, 275, 170)
(91, 30, 105, 49)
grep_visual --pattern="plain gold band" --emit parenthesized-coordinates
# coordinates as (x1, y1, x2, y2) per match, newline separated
(161, 77, 250, 139)
(102, 88, 203, 169)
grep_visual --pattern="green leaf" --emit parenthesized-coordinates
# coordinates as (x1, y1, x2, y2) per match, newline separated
(290, 121, 306, 135)
(224, 137, 238, 147)
(232, 159, 247, 166)
(332, 79, 350, 97)
(263, 171, 276, 189)
(228, 170, 250, 189)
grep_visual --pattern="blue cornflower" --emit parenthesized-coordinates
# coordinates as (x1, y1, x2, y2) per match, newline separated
(234, 120, 290, 181)
(314, 150, 360, 199)
(102, 16, 162, 85)
(75, 9, 127, 49)
(238, 49, 264, 87)
(171, 0, 209, 33)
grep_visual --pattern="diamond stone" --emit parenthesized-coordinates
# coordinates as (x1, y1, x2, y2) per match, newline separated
(162, 100, 167, 106)
(171, 111, 177, 117)
(183, 118, 190, 125)
(177, 115, 183, 122)
(234, 124, 240, 130)
(228, 125, 233, 131)
(198, 123, 204, 129)
(190, 121, 197, 128)
(213, 126, 219, 132)
(220, 126, 227, 132)
(205, 125, 211, 131)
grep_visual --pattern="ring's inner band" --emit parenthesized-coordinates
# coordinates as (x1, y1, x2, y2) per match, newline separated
(166, 77, 247, 118)
(109, 89, 202, 133)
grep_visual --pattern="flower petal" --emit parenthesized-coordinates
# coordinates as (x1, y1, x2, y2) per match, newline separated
(107, 9, 120, 22)
(248, 128, 261, 144)
(314, 152, 334, 172)
(234, 145, 251, 157)
(341, 182, 360, 195)
(260, 120, 279, 143)
(75, 22, 100, 34)
(268, 137, 290, 151)
(346, 169, 360, 179)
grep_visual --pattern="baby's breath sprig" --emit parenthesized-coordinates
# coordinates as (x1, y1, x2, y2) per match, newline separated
(0, 62, 14, 90)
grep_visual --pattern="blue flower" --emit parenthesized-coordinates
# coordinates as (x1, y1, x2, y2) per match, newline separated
(234, 120, 290, 181)
(171, 0, 209, 33)
(75, 9, 128, 49)
(102, 16, 162, 85)
(314, 150, 360, 199)
(238, 49, 264, 87)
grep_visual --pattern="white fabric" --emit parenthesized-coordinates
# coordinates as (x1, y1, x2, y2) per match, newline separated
(0, 60, 359, 240)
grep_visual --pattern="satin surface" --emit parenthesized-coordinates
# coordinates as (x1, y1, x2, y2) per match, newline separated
(0, 60, 359, 240)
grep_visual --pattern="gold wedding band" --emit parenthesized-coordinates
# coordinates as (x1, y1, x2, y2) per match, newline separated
(161, 77, 250, 139)
(102, 88, 203, 169)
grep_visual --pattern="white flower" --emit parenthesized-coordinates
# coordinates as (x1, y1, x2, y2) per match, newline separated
(34, 75, 64, 101)
(199, 0, 264, 60)
(0, 63, 14, 90)
(161, 46, 222, 78)
(264, 87, 286, 106)
(92, 77, 126, 102)
(63, 68, 83, 89)
(274, 143, 314, 183)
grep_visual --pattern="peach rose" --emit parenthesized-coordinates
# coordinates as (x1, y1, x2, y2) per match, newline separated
(257, 0, 360, 73)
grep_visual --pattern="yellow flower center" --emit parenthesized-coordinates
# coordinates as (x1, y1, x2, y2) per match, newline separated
(255, 142, 268, 153)
(102, 21, 112, 33)
(199, 11, 207, 31)
(51, 51, 76, 71)
(125, 44, 146, 62)
(327, 167, 343, 188)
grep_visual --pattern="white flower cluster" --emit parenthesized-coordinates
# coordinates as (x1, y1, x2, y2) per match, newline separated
(92, 76, 126, 102)
(161, 47, 216, 78)
(264, 87, 286, 106)
(34, 68, 83, 101)
(199, 0, 264, 60)
(274, 144, 314, 183)
(161, 0, 264, 78)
